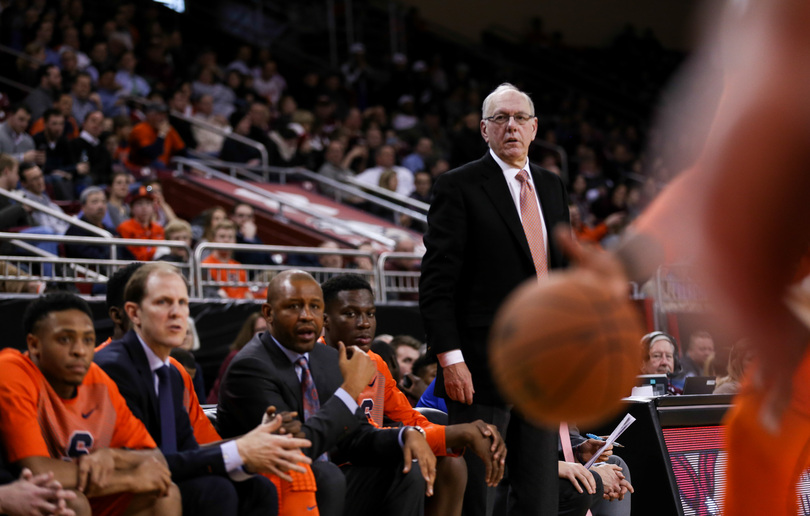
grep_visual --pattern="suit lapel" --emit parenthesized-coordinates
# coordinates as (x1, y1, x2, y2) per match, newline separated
(480, 153, 534, 262)
(122, 330, 160, 423)
(531, 164, 561, 245)
(260, 332, 304, 413)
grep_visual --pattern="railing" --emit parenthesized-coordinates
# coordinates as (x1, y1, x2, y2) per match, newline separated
(174, 156, 428, 224)
(194, 242, 377, 298)
(376, 251, 421, 304)
(0, 232, 192, 288)
(172, 157, 400, 247)
(169, 111, 269, 170)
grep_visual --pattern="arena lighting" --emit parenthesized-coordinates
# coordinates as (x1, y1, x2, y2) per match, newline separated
(153, 0, 185, 13)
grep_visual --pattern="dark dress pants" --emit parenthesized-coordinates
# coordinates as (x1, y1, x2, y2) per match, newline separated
(342, 460, 426, 516)
(178, 474, 278, 516)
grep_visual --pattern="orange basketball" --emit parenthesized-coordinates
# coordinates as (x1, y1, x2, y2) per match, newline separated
(489, 270, 644, 428)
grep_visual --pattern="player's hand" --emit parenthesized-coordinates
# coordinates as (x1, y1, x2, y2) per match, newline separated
(558, 461, 597, 495)
(237, 420, 312, 481)
(399, 373, 428, 401)
(132, 456, 172, 496)
(263, 406, 306, 438)
(578, 438, 613, 464)
(592, 463, 633, 501)
(465, 420, 506, 486)
(0, 468, 77, 516)
(402, 427, 437, 497)
(338, 341, 376, 399)
(443, 362, 474, 405)
(555, 226, 629, 301)
(77, 448, 116, 493)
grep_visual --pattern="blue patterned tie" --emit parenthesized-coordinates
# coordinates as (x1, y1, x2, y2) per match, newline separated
(296, 356, 327, 461)
(155, 365, 177, 455)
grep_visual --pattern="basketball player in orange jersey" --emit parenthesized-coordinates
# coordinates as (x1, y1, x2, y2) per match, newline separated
(320, 273, 506, 516)
(557, 1, 810, 514)
(0, 292, 180, 516)
(99, 262, 318, 516)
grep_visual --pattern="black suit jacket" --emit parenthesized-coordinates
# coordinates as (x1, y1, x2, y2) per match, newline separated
(217, 331, 402, 465)
(419, 151, 570, 405)
(94, 330, 226, 481)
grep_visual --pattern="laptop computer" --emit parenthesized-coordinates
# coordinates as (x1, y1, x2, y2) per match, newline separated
(683, 376, 717, 395)
(637, 374, 669, 396)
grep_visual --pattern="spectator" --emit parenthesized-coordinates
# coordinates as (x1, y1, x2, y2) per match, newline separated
(316, 140, 365, 197)
(0, 260, 44, 294)
(70, 72, 102, 125)
(32, 108, 82, 200)
(142, 179, 177, 227)
(640, 332, 682, 395)
(192, 68, 236, 119)
(154, 218, 193, 263)
(114, 51, 149, 97)
(230, 202, 273, 266)
(15, 42, 46, 88)
(355, 145, 415, 196)
(125, 102, 185, 171)
(351, 241, 376, 271)
(70, 110, 113, 187)
(17, 162, 69, 235)
(171, 316, 205, 401)
(166, 87, 197, 150)
(191, 94, 228, 155)
(410, 170, 433, 204)
(96, 68, 127, 118)
(252, 59, 286, 107)
(116, 185, 165, 261)
(201, 220, 255, 300)
(219, 113, 262, 165)
(64, 186, 117, 259)
(0, 154, 33, 232)
(29, 93, 80, 140)
(0, 104, 45, 165)
(207, 312, 266, 404)
(714, 339, 755, 395)
(317, 240, 342, 269)
(23, 64, 62, 121)
(402, 137, 434, 174)
(104, 170, 131, 229)
(680, 330, 716, 379)
(84, 40, 110, 85)
(391, 335, 422, 378)
(196, 205, 227, 243)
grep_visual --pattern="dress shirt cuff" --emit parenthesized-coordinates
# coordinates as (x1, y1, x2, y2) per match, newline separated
(437, 350, 465, 368)
(334, 387, 359, 413)
(221, 441, 252, 481)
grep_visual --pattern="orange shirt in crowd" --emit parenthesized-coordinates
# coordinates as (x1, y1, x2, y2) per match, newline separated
(117, 218, 165, 261)
(126, 122, 185, 168)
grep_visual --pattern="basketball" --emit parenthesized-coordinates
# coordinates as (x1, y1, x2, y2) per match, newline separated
(489, 270, 644, 428)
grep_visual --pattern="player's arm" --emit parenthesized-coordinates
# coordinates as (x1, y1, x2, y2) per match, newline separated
(444, 421, 506, 486)
(18, 448, 172, 498)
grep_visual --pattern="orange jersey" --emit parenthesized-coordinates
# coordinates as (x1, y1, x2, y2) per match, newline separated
(116, 218, 165, 261)
(359, 350, 448, 456)
(126, 122, 185, 167)
(202, 255, 251, 299)
(0, 348, 155, 516)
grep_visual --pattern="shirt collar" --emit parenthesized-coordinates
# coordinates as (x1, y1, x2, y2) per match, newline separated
(270, 333, 310, 366)
(489, 148, 530, 178)
(80, 130, 99, 146)
(136, 332, 171, 372)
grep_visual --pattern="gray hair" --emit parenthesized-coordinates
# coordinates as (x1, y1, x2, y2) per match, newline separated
(481, 83, 535, 119)
(79, 185, 106, 205)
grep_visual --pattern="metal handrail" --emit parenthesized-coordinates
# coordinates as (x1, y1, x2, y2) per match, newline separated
(172, 157, 399, 247)
(169, 111, 269, 170)
(376, 251, 422, 304)
(194, 242, 377, 297)
(178, 157, 429, 222)
(342, 175, 430, 213)
(532, 139, 569, 182)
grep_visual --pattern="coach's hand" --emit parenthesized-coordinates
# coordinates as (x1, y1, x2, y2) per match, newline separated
(402, 427, 437, 497)
(558, 461, 597, 495)
(338, 342, 376, 400)
(444, 362, 474, 405)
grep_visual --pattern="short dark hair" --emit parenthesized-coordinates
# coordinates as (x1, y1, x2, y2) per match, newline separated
(124, 262, 187, 305)
(18, 162, 39, 181)
(9, 103, 31, 116)
(232, 202, 253, 215)
(170, 348, 196, 370)
(106, 262, 145, 310)
(23, 292, 93, 336)
(321, 273, 374, 308)
(42, 108, 63, 122)
(391, 334, 422, 352)
(36, 64, 57, 83)
(412, 353, 436, 377)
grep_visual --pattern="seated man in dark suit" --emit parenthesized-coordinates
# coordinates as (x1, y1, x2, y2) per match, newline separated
(64, 186, 118, 259)
(217, 269, 436, 516)
(95, 262, 312, 516)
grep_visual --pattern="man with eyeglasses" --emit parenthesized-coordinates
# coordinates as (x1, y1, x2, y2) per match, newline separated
(640, 333, 682, 395)
(420, 83, 570, 516)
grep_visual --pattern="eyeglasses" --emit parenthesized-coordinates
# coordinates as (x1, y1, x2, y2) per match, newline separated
(483, 113, 535, 125)
(650, 353, 674, 361)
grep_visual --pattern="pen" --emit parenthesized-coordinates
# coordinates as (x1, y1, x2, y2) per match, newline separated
(585, 433, 624, 448)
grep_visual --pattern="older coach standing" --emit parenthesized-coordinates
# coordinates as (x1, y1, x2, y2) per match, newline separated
(419, 83, 570, 516)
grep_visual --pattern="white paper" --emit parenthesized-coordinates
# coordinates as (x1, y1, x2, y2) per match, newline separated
(583, 413, 636, 469)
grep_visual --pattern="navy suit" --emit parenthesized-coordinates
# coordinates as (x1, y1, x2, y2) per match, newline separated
(420, 152, 570, 516)
(95, 329, 277, 516)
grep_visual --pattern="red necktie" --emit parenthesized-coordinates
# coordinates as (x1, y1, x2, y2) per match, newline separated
(516, 169, 548, 279)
